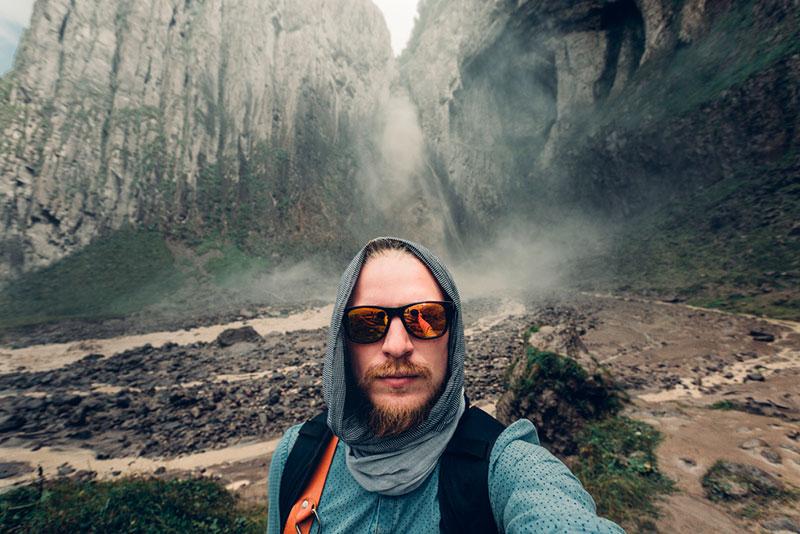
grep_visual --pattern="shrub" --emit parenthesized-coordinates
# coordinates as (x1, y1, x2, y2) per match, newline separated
(0, 477, 266, 533)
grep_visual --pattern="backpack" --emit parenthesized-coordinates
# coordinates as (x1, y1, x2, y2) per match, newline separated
(278, 402, 506, 533)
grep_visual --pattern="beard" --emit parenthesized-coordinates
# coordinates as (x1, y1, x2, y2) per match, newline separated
(356, 360, 444, 437)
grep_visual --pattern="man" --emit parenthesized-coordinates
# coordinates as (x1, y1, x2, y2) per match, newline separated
(267, 237, 624, 533)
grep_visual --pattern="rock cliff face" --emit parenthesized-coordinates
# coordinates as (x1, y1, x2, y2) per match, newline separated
(401, 0, 799, 239)
(1, 0, 393, 278)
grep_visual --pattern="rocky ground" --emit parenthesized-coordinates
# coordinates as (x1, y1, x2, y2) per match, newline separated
(0, 293, 798, 532)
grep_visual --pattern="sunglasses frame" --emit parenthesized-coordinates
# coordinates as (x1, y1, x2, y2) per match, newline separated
(342, 300, 455, 344)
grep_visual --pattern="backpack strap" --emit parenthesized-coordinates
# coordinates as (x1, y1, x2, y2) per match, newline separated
(438, 404, 506, 534)
(284, 434, 339, 534)
(279, 410, 333, 532)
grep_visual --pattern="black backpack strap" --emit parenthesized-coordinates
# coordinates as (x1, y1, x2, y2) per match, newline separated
(438, 405, 506, 534)
(278, 410, 333, 531)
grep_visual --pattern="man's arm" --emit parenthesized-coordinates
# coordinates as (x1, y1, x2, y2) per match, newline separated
(266, 424, 303, 534)
(489, 419, 625, 534)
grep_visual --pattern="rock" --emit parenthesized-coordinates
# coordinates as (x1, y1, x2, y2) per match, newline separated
(746, 372, 765, 382)
(0, 461, 34, 479)
(57, 463, 76, 477)
(702, 461, 785, 502)
(760, 448, 782, 464)
(154, 466, 166, 475)
(216, 326, 263, 347)
(268, 388, 281, 406)
(73, 470, 97, 482)
(51, 393, 82, 407)
(0, 414, 26, 432)
(749, 330, 776, 342)
(740, 438, 768, 450)
(495, 348, 622, 456)
(762, 516, 800, 533)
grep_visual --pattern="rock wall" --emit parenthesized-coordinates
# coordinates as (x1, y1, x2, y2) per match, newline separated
(0, 0, 394, 278)
(401, 0, 798, 240)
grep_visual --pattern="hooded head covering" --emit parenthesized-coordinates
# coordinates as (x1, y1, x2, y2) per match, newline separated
(322, 237, 466, 495)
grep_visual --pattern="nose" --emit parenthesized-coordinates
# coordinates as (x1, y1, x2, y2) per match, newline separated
(381, 316, 413, 359)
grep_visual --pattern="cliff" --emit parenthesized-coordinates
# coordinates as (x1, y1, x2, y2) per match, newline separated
(0, 0, 394, 278)
(401, 0, 799, 231)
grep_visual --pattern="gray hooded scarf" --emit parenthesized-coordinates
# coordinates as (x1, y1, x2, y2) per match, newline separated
(322, 237, 466, 496)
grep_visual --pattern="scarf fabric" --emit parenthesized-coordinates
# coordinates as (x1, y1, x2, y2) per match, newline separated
(322, 237, 467, 495)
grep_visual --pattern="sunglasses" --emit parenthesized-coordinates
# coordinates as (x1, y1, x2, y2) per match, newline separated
(343, 301, 455, 344)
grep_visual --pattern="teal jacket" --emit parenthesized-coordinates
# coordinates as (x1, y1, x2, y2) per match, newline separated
(267, 419, 625, 533)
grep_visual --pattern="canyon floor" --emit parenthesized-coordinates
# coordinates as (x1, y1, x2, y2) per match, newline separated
(0, 293, 798, 532)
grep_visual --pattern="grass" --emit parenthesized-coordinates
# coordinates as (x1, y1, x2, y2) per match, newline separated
(574, 417, 675, 531)
(0, 477, 266, 533)
(708, 400, 739, 411)
(202, 242, 266, 287)
(588, 155, 800, 321)
(0, 227, 186, 330)
(0, 227, 282, 335)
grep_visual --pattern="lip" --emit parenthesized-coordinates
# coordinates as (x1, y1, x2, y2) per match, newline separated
(377, 376, 419, 388)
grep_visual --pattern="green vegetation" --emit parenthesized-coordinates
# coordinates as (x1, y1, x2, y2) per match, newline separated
(708, 400, 737, 410)
(200, 241, 266, 286)
(0, 227, 185, 330)
(602, 156, 800, 320)
(701, 460, 798, 519)
(574, 417, 675, 531)
(603, 0, 800, 123)
(508, 347, 625, 420)
(0, 477, 266, 533)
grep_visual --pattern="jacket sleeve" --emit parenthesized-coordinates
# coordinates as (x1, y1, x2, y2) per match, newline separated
(267, 424, 303, 534)
(488, 419, 625, 534)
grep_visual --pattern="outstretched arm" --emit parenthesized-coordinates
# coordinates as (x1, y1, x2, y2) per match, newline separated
(489, 420, 625, 534)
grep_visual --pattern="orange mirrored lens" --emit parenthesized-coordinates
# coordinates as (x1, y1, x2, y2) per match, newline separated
(346, 307, 389, 343)
(403, 302, 447, 338)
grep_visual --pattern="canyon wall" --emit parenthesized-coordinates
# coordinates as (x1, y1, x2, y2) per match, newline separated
(0, 0, 395, 277)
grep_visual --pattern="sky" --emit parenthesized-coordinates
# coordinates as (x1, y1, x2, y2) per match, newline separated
(0, 0, 35, 74)
(0, 1, 417, 74)
(372, 0, 419, 56)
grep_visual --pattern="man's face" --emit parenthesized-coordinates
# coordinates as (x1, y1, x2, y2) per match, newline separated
(347, 251, 449, 435)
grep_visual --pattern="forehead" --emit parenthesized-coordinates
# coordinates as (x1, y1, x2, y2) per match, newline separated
(349, 251, 445, 307)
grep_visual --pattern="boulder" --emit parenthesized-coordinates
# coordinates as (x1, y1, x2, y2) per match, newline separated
(216, 326, 263, 347)
(496, 347, 624, 456)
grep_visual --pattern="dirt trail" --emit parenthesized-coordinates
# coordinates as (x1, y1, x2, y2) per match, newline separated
(0, 305, 333, 374)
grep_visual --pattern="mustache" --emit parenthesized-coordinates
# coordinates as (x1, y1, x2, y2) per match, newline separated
(360, 360, 432, 384)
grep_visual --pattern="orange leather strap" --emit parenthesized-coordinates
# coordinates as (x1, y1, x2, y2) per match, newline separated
(284, 435, 339, 534)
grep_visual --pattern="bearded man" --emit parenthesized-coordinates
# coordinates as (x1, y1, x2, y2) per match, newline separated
(267, 237, 624, 533)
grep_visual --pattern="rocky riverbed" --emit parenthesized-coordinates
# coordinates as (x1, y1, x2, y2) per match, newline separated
(1, 293, 798, 532)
